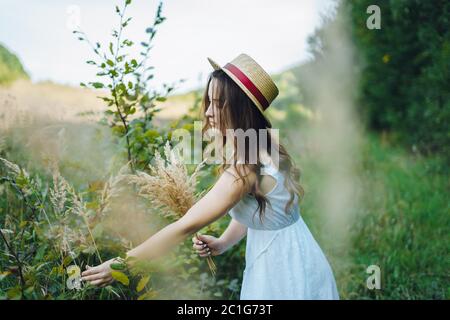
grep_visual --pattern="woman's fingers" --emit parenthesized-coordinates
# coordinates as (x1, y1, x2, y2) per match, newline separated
(192, 236, 203, 245)
(81, 265, 101, 277)
(192, 235, 215, 257)
(199, 251, 212, 258)
(81, 273, 106, 282)
(86, 274, 113, 286)
(193, 242, 210, 250)
(195, 246, 211, 255)
(192, 242, 209, 250)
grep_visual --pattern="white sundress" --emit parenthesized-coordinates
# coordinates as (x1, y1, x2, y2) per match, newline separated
(228, 161, 340, 300)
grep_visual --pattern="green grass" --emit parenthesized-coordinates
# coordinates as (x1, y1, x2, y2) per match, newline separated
(1, 106, 448, 299)
(298, 133, 449, 299)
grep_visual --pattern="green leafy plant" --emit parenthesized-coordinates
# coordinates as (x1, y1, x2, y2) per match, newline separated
(74, 0, 183, 171)
(0, 0, 238, 300)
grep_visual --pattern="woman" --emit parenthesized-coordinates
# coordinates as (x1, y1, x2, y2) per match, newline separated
(81, 53, 339, 300)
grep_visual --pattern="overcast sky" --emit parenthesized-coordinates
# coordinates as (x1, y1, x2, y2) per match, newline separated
(0, 0, 336, 94)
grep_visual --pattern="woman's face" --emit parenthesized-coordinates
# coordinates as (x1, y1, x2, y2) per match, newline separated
(205, 78, 220, 129)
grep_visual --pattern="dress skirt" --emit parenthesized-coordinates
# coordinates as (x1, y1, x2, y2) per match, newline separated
(239, 216, 339, 300)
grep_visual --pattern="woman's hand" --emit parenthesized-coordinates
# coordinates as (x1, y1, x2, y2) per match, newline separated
(192, 234, 227, 257)
(81, 258, 116, 288)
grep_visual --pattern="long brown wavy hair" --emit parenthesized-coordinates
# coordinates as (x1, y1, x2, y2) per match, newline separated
(200, 69, 304, 222)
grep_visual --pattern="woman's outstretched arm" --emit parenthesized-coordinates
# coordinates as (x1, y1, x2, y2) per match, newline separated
(126, 168, 254, 260)
(81, 166, 255, 286)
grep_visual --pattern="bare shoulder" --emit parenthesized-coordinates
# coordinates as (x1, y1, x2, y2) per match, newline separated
(222, 165, 256, 194)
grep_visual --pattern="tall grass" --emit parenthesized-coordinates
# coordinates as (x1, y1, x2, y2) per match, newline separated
(296, 133, 449, 299)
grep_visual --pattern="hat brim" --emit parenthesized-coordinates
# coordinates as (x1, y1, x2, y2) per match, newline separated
(206, 56, 273, 128)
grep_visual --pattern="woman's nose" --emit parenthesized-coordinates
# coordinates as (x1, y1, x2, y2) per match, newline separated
(205, 104, 214, 117)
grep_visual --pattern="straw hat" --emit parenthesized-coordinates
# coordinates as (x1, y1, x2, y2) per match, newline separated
(207, 53, 279, 128)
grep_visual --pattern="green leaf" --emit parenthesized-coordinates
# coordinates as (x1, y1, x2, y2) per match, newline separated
(111, 270, 129, 286)
(126, 0, 132, 5)
(107, 59, 115, 67)
(110, 262, 126, 271)
(34, 245, 47, 261)
(63, 255, 73, 267)
(91, 82, 104, 89)
(137, 293, 146, 300)
(137, 290, 158, 300)
(136, 275, 150, 292)
(7, 287, 22, 300)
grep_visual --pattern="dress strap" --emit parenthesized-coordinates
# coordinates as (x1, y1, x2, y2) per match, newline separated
(261, 162, 280, 176)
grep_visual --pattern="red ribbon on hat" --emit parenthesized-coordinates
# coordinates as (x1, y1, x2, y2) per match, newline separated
(223, 63, 269, 110)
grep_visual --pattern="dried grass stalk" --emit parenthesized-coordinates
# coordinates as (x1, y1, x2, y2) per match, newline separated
(127, 141, 216, 276)
(48, 162, 103, 263)
(98, 163, 130, 217)
(0, 157, 24, 178)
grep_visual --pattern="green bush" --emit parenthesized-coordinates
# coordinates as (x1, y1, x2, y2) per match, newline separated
(348, 0, 450, 160)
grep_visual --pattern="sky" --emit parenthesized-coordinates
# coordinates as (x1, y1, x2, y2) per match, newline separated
(0, 0, 336, 94)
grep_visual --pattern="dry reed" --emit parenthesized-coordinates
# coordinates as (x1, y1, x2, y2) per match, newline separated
(126, 141, 216, 276)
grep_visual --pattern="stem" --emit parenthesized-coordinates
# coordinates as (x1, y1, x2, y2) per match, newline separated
(0, 229, 26, 295)
(82, 215, 103, 264)
(111, 89, 134, 172)
(110, 3, 134, 172)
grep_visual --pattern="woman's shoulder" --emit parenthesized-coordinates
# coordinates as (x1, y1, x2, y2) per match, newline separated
(223, 164, 256, 180)
(222, 165, 257, 194)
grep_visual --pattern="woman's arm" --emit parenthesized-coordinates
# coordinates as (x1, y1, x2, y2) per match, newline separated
(81, 166, 255, 286)
(219, 218, 247, 251)
(126, 168, 253, 261)
(193, 218, 247, 257)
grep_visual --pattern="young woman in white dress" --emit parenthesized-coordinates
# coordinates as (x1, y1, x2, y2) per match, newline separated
(81, 53, 339, 300)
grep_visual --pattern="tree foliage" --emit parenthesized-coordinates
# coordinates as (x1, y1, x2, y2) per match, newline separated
(0, 44, 29, 85)
(348, 0, 450, 159)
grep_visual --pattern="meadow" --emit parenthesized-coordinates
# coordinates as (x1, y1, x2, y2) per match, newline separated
(0, 0, 448, 300)
(1, 73, 447, 299)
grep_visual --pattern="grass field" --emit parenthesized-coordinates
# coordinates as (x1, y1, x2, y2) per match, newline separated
(297, 133, 449, 299)
(1, 78, 448, 299)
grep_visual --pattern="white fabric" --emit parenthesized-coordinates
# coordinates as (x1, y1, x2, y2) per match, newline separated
(228, 161, 339, 300)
